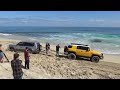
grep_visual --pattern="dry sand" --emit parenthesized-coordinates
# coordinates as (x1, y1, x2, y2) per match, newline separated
(0, 39, 120, 79)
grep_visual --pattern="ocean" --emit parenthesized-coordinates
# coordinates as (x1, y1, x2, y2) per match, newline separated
(0, 26, 120, 55)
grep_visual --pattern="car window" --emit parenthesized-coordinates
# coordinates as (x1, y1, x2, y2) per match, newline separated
(17, 42, 34, 46)
(77, 46, 89, 50)
(24, 42, 35, 46)
(77, 46, 82, 49)
(82, 47, 89, 50)
(68, 45, 72, 48)
(17, 42, 24, 46)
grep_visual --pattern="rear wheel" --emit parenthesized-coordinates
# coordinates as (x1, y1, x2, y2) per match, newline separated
(28, 49, 33, 54)
(40, 45, 42, 51)
(91, 56, 100, 63)
(36, 49, 40, 54)
(9, 47, 15, 52)
(68, 53, 76, 60)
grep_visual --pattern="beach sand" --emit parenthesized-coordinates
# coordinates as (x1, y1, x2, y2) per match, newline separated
(0, 39, 120, 79)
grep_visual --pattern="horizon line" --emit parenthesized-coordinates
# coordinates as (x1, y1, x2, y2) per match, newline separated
(0, 26, 120, 28)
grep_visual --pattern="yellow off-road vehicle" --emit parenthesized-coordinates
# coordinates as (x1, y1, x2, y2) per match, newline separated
(65, 43, 103, 63)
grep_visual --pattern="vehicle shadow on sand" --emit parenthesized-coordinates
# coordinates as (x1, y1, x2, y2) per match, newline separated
(58, 54, 91, 62)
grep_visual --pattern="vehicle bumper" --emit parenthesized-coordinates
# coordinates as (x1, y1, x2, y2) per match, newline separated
(100, 54, 104, 59)
(64, 52, 68, 55)
(32, 49, 40, 53)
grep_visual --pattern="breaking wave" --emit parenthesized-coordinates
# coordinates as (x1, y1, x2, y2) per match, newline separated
(0, 33, 12, 36)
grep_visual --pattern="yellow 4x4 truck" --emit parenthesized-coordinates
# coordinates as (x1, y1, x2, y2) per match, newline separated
(65, 43, 103, 63)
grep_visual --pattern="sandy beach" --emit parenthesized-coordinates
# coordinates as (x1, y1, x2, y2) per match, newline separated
(0, 39, 120, 79)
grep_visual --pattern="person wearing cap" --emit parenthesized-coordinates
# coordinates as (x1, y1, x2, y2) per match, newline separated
(11, 53, 23, 79)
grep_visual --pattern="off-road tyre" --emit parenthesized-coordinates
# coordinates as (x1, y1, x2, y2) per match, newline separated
(91, 56, 100, 63)
(68, 53, 76, 60)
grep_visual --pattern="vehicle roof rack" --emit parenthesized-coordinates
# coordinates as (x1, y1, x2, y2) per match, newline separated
(71, 43, 88, 46)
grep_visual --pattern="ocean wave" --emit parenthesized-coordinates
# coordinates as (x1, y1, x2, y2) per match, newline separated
(90, 43, 120, 55)
(28, 37, 37, 41)
(99, 51, 120, 55)
(0, 33, 12, 36)
(0, 31, 120, 55)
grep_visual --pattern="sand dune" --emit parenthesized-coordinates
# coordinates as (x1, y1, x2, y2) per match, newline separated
(0, 39, 120, 79)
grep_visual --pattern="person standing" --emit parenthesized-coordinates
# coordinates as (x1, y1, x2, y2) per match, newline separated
(48, 43, 50, 55)
(48, 43, 50, 50)
(64, 46, 68, 55)
(0, 44, 4, 63)
(11, 53, 23, 79)
(24, 47, 30, 69)
(46, 42, 48, 55)
(56, 44, 60, 56)
(0, 44, 9, 63)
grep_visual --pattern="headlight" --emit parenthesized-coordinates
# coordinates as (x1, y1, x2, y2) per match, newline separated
(100, 53, 104, 59)
(101, 53, 103, 56)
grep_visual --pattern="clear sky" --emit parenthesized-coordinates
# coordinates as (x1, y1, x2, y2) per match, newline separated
(0, 11, 120, 27)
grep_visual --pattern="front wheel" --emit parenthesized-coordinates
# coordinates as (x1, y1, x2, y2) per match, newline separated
(91, 56, 100, 63)
(68, 53, 76, 60)
(9, 47, 15, 52)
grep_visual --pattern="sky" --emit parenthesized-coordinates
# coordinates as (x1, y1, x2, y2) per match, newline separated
(0, 11, 120, 27)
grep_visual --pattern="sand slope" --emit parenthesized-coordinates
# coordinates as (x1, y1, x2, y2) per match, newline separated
(0, 39, 120, 79)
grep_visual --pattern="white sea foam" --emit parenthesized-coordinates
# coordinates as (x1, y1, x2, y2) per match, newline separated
(0, 33, 12, 36)
(28, 37, 37, 41)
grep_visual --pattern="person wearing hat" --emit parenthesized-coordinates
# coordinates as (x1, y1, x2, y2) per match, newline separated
(11, 53, 23, 79)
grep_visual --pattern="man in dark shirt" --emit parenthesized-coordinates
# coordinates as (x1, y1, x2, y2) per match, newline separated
(24, 47, 30, 69)
(56, 44, 60, 56)
(11, 53, 23, 79)
(46, 42, 48, 55)
(64, 46, 68, 55)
